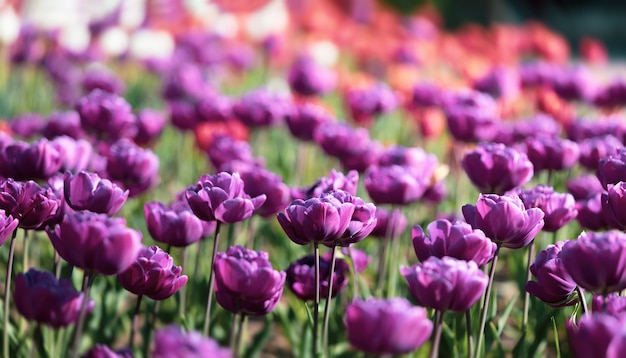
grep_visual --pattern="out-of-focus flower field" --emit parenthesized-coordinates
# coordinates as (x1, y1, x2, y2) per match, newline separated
(0, 0, 626, 357)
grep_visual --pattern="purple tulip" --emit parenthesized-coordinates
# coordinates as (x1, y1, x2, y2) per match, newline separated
(75, 89, 137, 141)
(461, 142, 534, 195)
(104, 139, 160, 197)
(196, 93, 233, 123)
(370, 207, 408, 239)
(599, 148, 626, 188)
(412, 219, 497, 267)
(345, 83, 398, 124)
(525, 241, 578, 307)
(161, 63, 211, 101)
(364, 165, 431, 205)
(566, 314, 623, 358)
(314, 122, 372, 160)
(552, 65, 597, 102)
(401, 256, 488, 311)
(286, 254, 349, 301)
(325, 191, 377, 246)
(339, 141, 384, 173)
(232, 88, 293, 128)
(291, 169, 359, 201)
(593, 79, 626, 108)
(231, 165, 291, 218)
(578, 135, 623, 171)
(345, 298, 433, 355)
(50, 136, 93, 173)
(592, 293, 626, 315)
(0, 179, 60, 230)
(567, 174, 605, 200)
(0, 210, 18, 246)
(442, 90, 500, 142)
(287, 55, 337, 97)
(214, 246, 285, 315)
(602, 182, 626, 230)
(81, 68, 125, 95)
(168, 100, 198, 131)
(42, 110, 85, 139)
(566, 118, 622, 142)
(523, 136, 580, 172)
(134, 109, 166, 145)
(206, 135, 262, 172)
(561, 231, 626, 294)
(277, 194, 355, 246)
(144, 201, 205, 248)
(13, 269, 94, 328)
(518, 185, 578, 232)
(185, 172, 266, 223)
(285, 102, 333, 141)
(576, 193, 610, 231)
(152, 325, 231, 358)
(511, 114, 561, 143)
(118, 245, 188, 300)
(48, 212, 142, 275)
(0, 139, 63, 181)
(9, 113, 45, 139)
(411, 83, 442, 107)
(64, 171, 128, 215)
(473, 65, 520, 99)
(462, 193, 544, 249)
(378, 146, 439, 170)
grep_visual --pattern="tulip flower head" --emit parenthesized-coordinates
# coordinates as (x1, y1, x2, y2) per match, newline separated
(525, 240, 578, 307)
(64, 171, 128, 215)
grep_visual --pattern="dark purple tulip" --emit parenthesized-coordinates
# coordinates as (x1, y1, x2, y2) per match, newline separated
(277, 195, 355, 246)
(0, 179, 60, 230)
(442, 90, 500, 142)
(134, 109, 166, 145)
(552, 65, 597, 102)
(170, 198, 217, 238)
(461, 142, 534, 195)
(566, 314, 623, 358)
(9, 113, 45, 139)
(511, 114, 561, 143)
(525, 241, 577, 307)
(599, 148, 626, 188)
(285, 102, 333, 141)
(214, 246, 285, 315)
(118, 245, 188, 300)
(412, 219, 496, 267)
(81, 68, 125, 95)
(0, 210, 18, 246)
(345, 298, 433, 355)
(607, 326, 626, 358)
(378, 146, 439, 170)
(50, 137, 93, 173)
(291, 169, 359, 200)
(226, 43, 256, 72)
(13, 269, 94, 328)
(287, 56, 337, 97)
(162, 63, 211, 101)
(226, 165, 290, 218)
(0, 139, 63, 181)
(43, 111, 85, 139)
(462, 193, 544, 249)
(567, 174, 605, 200)
(314, 122, 372, 160)
(411, 83, 442, 107)
(285, 254, 349, 301)
(206, 135, 263, 172)
(196, 93, 233, 123)
(346, 83, 398, 124)
(64, 171, 128, 215)
(144, 201, 204, 248)
(592, 293, 626, 315)
(602, 182, 626, 230)
(75, 89, 137, 141)
(523, 136, 580, 172)
(152, 325, 231, 358)
(576, 192, 610, 231)
(520, 61, 560, 88)
(364, 165, 430, 205)
(82, 345, 133, 358)
(185, 172, 266, 223)
(339, 141, 385, 173)
(473, 65, 520, 99)
(518, 185, 578, 232)
(48, 212, 142, 275)
(168, 100, 198, 131)
(325, 190, 377, 246)
(232, 88, 293, 128)
(593, 79, 626, 108)
(561, 231, 626, 294)
(578, 135, 623, 171)
(104, 139, 160, 197)
(566, 118, 623, 142)
(370, 207, 408, 239)
(401, 256, 488, 311)
(422, 181, 448, 204)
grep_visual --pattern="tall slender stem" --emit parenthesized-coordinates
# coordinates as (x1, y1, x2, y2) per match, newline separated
(313, 242, 320, 358)
(29, 324, 43, 358)
(202, 221, 222, 336)
(143, 300, 160, 357)
(475, 246, 500, 357)
(430, 310, 445, 358)
(322, 245, 337, 357)
(466, 310, 474, 358)
(129, 295, 143, 350)
(53, 250, 62, 279)
(234, 314, 246, 358)
(70, 272, 95, 358)
(179, 247, 188, 320)
(522, 240, 535, 330)
(229, 312, 239, 349)
(22, 230, 29, 272)
(3, 228, 18, 358)
(577, 287, 588, 316)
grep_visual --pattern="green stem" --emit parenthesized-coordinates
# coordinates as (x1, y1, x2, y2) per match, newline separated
(522, 240, 535, 331)
(179, 247, 188, 321)
(22, 230, 29, 272)
(322, 245, 337, 357)
(143, 300, 160, 357)
(430, 311, 445, 358)
(129, 295, 143, 350)
(229, 312, 239, 350)
(3, 228, 18, 358)
(313, 242, 320, 358)
(475, 245, 500, 357)
(577, 287, 588, 316)
(70, 272, 95, 358)
(234, 314, 246, 358)
(466, 310, 474, 358)
(202, 221, 222, 336)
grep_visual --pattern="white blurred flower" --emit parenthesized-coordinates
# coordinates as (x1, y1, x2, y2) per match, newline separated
(0, 6, 20, 45)
(243, 0, 287, 41)
(308, 40, 339, 67)
(129, 29, 174, 60)
(99, 27, 129, 57)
